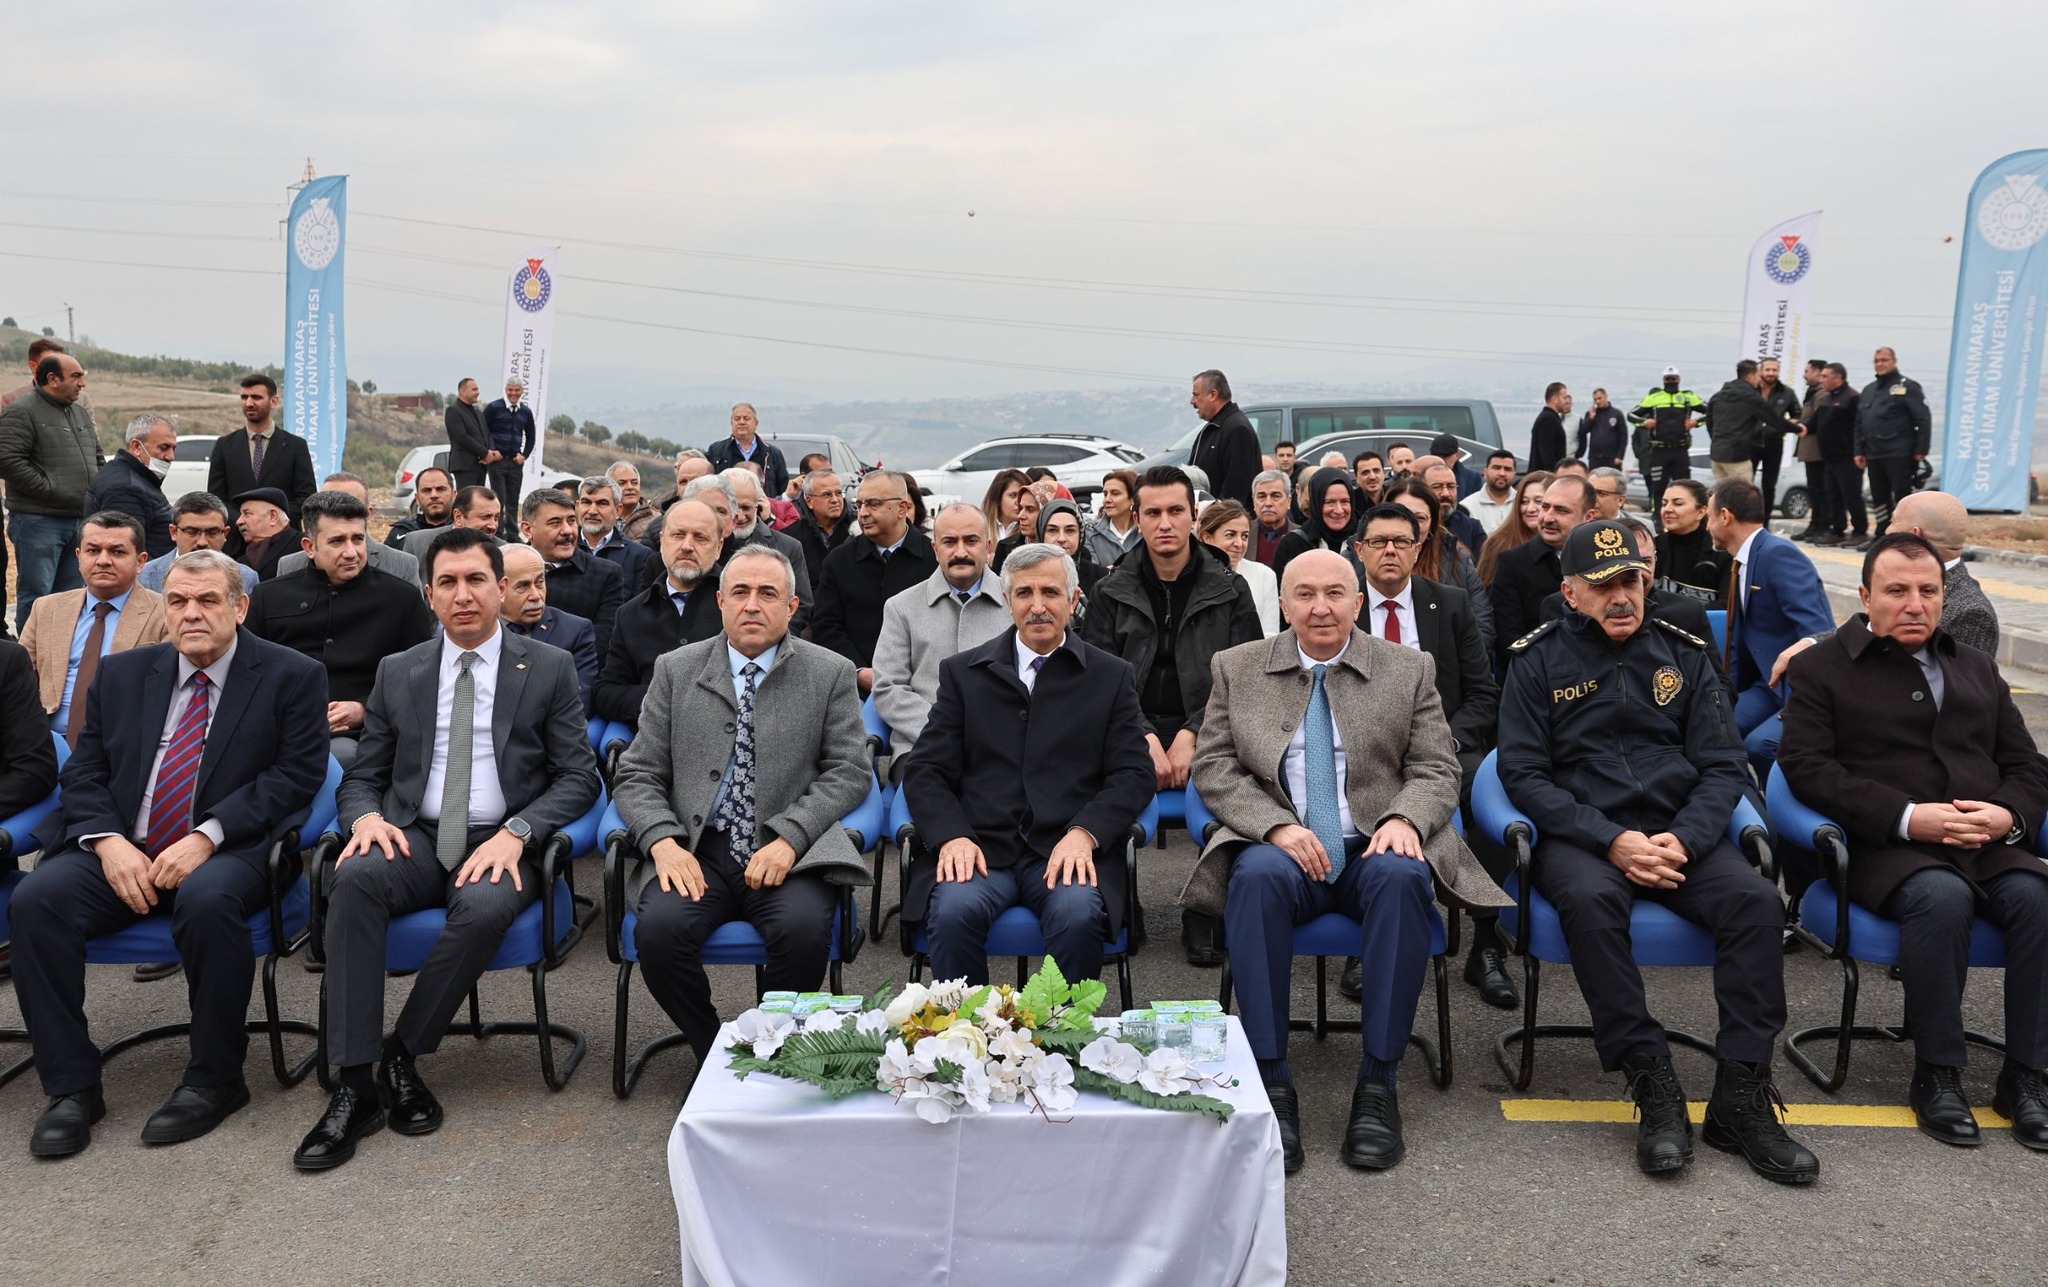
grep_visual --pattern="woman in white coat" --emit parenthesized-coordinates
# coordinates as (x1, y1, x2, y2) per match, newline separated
(1198, 499, 1279, 637)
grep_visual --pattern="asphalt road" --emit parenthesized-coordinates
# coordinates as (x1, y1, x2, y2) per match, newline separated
(6, 703, 2048, 1285)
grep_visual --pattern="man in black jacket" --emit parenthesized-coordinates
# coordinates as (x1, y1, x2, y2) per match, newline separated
(1187, 369, 1260, 510)
(83, 414, 177, 560)
(207, 374, 318, 556)
(443, 378, 491, 489)
(812, 471, 936, 692)
(1810, 363, 1865, 546)
(1576, 389, 1629, 471)
(703, 402, 790, 500)
(575, 475, 657, 592)
(1528, 382, 1570, 474)
(1751, 359, 1801, 517)
(231, 488, 303, 583)
(1084, 464, 1261, 965)
(791, 468, 852, 591)
(1706, 361, 1801, 486)
(1489, 473, 1594, 669)
(387, 467, 456, 543)
(1855, 347, 1932, 546)
(900, 543, 1154, 987)
(519, 487, 624, 662)
(481, 378, 536, 539)
(245, 490, 435, 766)
(593, 499, 725, 727)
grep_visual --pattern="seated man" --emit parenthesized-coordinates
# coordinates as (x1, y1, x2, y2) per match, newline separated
(1498, 520, 1817, 1184)
(139, 491, 259, 596)
(1706, 478, 1833, 770)
(593, 499, 726, 728)
(20, 511, 169, 746)
(871, 503, 1010, 760)
(899, 543, 1152, 987)
(813, 471, 936, 693)
(576, 473, 656, 591)
(520, 486, 624, 662)
(0, 635, 59, 829)
(499, 544, 599, 716)
(401, 485, 502, 565)
(278, 472, 420, 588)
(612, 546, 872, 1063)
(1186, 549, 1507, 1174)
(297, 528, 600, 1171)
(246, 490, 435, 767)
(231, 487, 302, 582)
(11, 550, 328, 1156)
(1779, 533, 2048, 1150)
(386, 465, 455, 542)
(1491, 473, 1594, 671)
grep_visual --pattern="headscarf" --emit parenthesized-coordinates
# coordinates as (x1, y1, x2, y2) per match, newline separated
(1297, 466, 1357, 553)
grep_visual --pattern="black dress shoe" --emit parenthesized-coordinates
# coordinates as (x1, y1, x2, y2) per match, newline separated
(140, 1078, 250, 1145)
(1339, 957, 1363, 1001)
(379, 1050, 444, 1135)
(1909, 1062, 1981, 1147)
(1266, 1082, 1303, 1175)
(1341, 1080, 1405, 1170)
(1623, 1055, 1693, 1174)
(294, 1084, 386, 1172)
(132, 961, 182, 982)
(1463, 941, 1518, 1009)
(1701, 1061, 1819, 1185)
(30, 1086, 105, 1158)
(1993, 1063, 2048, 1152)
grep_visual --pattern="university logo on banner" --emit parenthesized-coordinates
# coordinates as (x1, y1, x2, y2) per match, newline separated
(1738, 212, 1820, 375)
(1944, 151, 2048, 512)
(502, 246, 560, 490)
(284, 175, 348, 478)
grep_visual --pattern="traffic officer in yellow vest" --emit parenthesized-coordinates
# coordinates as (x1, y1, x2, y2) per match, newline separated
(1629, 367, 1707, 526)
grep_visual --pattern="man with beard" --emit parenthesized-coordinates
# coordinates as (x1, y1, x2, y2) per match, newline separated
(872, 503, 1011, 759)
(519, 488, 624, 662)
(594, 499, 727, 728)
(576, 475, 656, 591)
(612, 461, 660, 542)
(388, 468, 456, 543)
(1490, 474, 1595, 670)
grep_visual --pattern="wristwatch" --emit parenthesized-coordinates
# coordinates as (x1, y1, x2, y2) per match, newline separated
(503, 817, 534, 843)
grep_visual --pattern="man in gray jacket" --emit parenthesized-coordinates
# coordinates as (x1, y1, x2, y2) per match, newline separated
(613, 545, 872, 1062)
(0, 351, 103, 631)
(872, 503, 1010, 760)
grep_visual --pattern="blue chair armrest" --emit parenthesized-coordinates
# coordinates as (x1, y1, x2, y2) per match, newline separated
(1472, 751, 1538, 849)
(1184, 782, 1219, 847)
(0, 791, 61, 863)
(1765, 764, 1845, 857)
(841, 778, 887, 854)
(1135, 794, 1160, 848)
(1728, 793, 1776, 882)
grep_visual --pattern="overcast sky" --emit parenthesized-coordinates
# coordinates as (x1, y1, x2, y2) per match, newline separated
(5, 1, 2043, 411)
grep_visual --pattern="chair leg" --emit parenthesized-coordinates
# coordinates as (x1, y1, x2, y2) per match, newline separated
(1313, 957, 1328, 1042)
(261, 949, 320, 1088)
(467, 987, 483, 1040)
(1017, 956, 1028, 989)
(1116, 954, 1133, 1013)
(0, 1033, 33, 1088)
(1217, 958, 1234, 1012)
(613, 961, 634, 1100)
(829, 959, 843, 994)
(1784, 956, 1912, 1094)
(529, 959, 586, 1092)
(1495, 955, 1544, 1091)
(1433, 951, 1452, 1090)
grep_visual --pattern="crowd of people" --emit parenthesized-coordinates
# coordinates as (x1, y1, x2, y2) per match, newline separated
(0, 352, 2041, 1194)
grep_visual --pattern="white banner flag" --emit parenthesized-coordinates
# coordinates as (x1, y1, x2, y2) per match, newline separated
(501, 246, 560, 491)
(1738, 212, 1820, 374)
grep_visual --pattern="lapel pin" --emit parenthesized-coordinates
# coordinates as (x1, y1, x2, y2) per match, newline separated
(516, 663, 527, 670)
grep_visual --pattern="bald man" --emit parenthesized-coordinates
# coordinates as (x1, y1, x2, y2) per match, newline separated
(596, 498, 727, 727)
(500, 543, 600, 715)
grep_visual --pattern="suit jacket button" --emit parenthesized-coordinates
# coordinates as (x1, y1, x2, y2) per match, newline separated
(1911, 691, 1925, 702)
(1018, 709, 1028, 721)
(692, 815, 703, 827)
(1283, 721, 1294, 731)
(725, 722, 736, 733)
(708, 770, 721, 781)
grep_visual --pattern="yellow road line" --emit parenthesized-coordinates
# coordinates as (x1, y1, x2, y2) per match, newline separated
(1501, 1099, 2014, 1128)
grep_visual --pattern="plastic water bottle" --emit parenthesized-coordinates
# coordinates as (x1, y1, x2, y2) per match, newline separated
(1190, 1013, 1228, 1063)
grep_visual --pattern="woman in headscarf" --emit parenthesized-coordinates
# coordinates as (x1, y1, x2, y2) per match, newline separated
(1030, 498, 1104, 623)
(1198, 499, 1279, 636)
(1271, 466, 1356, 583)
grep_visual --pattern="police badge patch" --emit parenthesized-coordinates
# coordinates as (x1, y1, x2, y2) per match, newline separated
(1652, 665, 1683, 706)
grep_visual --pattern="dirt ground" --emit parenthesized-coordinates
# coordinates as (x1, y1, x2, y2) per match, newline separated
(1967, 514, 2048, 554)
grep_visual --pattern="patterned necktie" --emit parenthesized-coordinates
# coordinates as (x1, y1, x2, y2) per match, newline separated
(251, 432, 267, 478)
(1303, 664, 1347, 883)
(1381, 600, 1401, 645)
(144, 672, 212, 858)
(66, 601, 113, 747)
(713, 662, 762, 851)
(436, 650, 480, 870)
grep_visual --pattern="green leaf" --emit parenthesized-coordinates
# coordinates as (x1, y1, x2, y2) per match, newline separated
(1017, 956, 1068, 1024)
(958, 985, 994, 1022)
(1072, 1067, 1235, 1121)
(864, 981, 897, 1012)
(1065, 977, 1107, 1019)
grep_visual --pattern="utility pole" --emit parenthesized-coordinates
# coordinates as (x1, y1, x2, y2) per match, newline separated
(63, 303, 73, 342)
(280, 157, 314, 237)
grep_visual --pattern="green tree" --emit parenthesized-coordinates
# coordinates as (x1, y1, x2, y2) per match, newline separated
(648, 437, 681, 457)
(616, 429, 651, 453)
(581, 420, 612, 445)
(361, 379, 378, 395)
(548, 413, 576, 436)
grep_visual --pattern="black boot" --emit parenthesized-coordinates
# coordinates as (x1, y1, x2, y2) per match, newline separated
(1993, 1062, 2048, 1152)
(1462, 921, 1517, 1009)
(1622, 1055, 1693, 1174)
(1909, 1062, 1981, 1147)
(1702, 1061, 1819, 1185)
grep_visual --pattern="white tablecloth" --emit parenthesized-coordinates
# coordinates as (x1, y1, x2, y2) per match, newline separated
(668, 1016, 1286, 1286)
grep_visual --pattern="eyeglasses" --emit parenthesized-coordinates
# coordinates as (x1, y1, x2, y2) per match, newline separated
(1361, 536, 1417, 550)
(1593, 487, 1623, 499)
(852, 497, 906, 511)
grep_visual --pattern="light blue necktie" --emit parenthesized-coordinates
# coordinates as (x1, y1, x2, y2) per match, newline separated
(1303, 664, 1347, 883)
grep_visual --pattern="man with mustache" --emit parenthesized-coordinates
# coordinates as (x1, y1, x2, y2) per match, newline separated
(871, 504, 1011, 760)
(1497, 520, 1817, 1185)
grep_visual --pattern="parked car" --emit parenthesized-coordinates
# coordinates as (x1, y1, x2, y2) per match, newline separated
(923, 433, 1147, 511)
(162, 434, 217, 503)
(391, 446, 577, 511)
(1288, 428, 1521, 482)
(1137, 398, 1507, 474)
(764, 433, 879, 492)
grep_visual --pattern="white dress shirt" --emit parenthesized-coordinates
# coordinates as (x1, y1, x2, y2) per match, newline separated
(51, 586, 132, 733)
(89, 637, 239, 850)
(1896, 646, 1947, 839)
(1369, 580, 1421, 652)
(1016, 633, 1063, 692)
(422, 628, 508, 829)
(1730, 527, 1761, 607)
(1280, 643, 1358, 839)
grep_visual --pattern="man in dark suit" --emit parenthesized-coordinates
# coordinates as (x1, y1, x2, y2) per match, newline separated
(231, 488, 304, 583)
(702, 402, 791, 500)
(0, 636, 61, 842)
(899, 543, 1153, 986)
(295, 527, 600, 1171)
(500, 544, 598, 716)
(1528, 382, 1570, 474)
(1186, 369, 1260, 510)
(594, 500, 725, 728)
(443, 378, 492, 489)
(519, 487, 624, 665)
(813, 471, 936, 693)
(207, 374, 318, 556)
(245, 490, 434, 767)
(612, 546, 872, 1062)
(791, 468, 852, 591)
(1490, 473, 1594, 668)
(481, 378, 536, 538)
(575, 475, 657, 592)
(1344, 502, 1512, 1006)
(1705, 479, 1834, 771)
(1779, 533, 2048, 1150)
(10, 550, 329, 1156)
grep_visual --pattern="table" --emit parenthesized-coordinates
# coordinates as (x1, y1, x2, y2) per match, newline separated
(669, 1015, 1287, 1286)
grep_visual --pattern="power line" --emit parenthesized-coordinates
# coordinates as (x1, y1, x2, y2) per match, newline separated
(0, 188, 277, 210)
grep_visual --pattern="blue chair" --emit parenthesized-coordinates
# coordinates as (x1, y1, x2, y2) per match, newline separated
(860, 694, 891, 773)
(309, 791, 610, 1091)
(0, 732, 70, 1082)
(1767, 764, 2018, 1092)
(1473, 750, 1774, 1090)
(1187, 782, 1455, 1089)
(1, 750, 341, 1090)
(601, 780, 880, 1098)
(598, 720, 634, 786)
(1706, 610, 1728, 659)
(896, 796, 1155, 1012)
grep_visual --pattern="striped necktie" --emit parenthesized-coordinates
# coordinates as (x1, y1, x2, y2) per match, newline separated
(144, 673, 212, 858)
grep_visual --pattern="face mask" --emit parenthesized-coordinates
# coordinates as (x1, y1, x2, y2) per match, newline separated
(149, 457, 173, 478)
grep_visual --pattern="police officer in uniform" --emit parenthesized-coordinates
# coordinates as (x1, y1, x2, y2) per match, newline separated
(1629, 366, 1707, 526)
(1496, 520, 1818, 1185)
